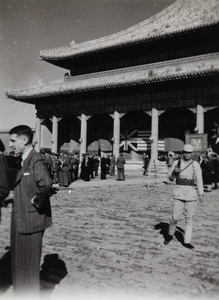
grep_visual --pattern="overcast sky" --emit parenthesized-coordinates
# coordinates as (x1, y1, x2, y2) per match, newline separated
(0, 0, 174, 131)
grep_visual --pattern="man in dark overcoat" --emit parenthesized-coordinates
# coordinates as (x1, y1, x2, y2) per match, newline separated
(100, 154, 108, 179)
(88, 154, 94, 179)
(9, 125, 52, 296)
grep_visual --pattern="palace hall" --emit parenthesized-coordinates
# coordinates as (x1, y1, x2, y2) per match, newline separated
(6, 0, 219, 160)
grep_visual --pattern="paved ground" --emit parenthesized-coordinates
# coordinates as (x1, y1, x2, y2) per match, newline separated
(0, 165, 218, 300)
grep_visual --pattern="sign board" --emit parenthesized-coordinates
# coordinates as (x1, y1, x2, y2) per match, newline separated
(185, 134, 208, 152)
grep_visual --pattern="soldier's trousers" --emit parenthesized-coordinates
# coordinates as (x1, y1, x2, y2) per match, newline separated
(169, 199, 197, 244)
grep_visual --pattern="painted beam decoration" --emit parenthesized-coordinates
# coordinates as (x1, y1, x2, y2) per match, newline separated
(35, 85, 218, 119)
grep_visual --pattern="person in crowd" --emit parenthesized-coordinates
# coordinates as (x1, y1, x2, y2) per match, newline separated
(5, 150, 21, 171)
(100, 154, 108, 180)
(194, 153, 201, 163)
(81, 153, 90, 181)
(212, 154, 219, 189)
(51, 153, 60, 184)
(158, 153, 167, 161)
(166, 152, 174, 182)
(206, 145, 213, 156)
(71, 153, 79, 182)
(58, 152, 64, 184)
(106, 155, 111, 174)
(88, 154, 94, 179)
(93, 154, 100, 176)
(143, 153, 150, 176)
(8, 125, 52, 296)
(59, 153, 70, 187)
(200, 154, 214, 192)
(80, 153, 85, 180)
(66, 153, 73, 184)
(164, 144, 204, 250)
(110, 154, 116, 176)
(44, 149, 53, 178)
(116, 153, 126, 181)
(0, 139, 9, 223)
(98, 146, 101, 158)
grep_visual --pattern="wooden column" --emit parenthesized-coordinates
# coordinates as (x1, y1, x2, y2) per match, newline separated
(110, 111, 124, 159)
(78, 114, 90, 161)
(189, 105, 204, 134)
(51, 116, 58, 153)
(196, 104, 204, 134)
(35, 118, 42, 152)
(146, 109, 164, 161)
(190, 105, 218, 134)
(151, 108, 159, 161)
(113, 111, 120, 159)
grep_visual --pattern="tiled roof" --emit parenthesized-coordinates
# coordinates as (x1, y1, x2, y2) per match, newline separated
(40, 0, 219, 60)
(6, 53, 219, 101)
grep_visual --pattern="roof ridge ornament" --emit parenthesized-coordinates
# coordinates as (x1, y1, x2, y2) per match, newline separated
(69, 40, 76, 47)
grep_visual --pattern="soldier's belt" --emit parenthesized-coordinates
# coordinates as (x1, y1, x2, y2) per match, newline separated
(176, 178, 194, 186)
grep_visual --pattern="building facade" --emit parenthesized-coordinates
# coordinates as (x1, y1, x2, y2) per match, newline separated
(6, 0, 219, 160)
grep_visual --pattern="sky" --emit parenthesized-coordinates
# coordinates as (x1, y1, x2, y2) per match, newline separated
(0, 0, 174, 131)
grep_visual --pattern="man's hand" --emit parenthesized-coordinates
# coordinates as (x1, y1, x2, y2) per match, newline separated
(50, 187, 59, 196)
(174, 166, 181, 174)
(199, 194, 204, 203)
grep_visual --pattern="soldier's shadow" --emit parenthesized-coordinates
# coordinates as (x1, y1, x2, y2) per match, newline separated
(0, 251, 68, 297)
(154, 222, 185, 245)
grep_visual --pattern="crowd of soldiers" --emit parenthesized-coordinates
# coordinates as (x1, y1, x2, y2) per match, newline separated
(40, 150, 80, 187)
(40, 149, 117, 187)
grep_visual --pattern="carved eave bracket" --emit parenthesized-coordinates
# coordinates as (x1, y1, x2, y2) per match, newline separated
(144, 110, 165, 117)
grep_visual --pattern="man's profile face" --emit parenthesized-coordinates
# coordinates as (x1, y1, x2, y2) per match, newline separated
(9, 134, 27, 155)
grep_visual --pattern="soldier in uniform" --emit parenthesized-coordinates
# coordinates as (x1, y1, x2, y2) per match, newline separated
(164, 144, 204, 249)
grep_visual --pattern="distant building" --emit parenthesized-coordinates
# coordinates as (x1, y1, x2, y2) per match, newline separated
(6, 0, 219, 159)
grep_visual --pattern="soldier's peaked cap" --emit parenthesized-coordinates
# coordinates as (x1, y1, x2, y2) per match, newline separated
(183, 144, 194, 152)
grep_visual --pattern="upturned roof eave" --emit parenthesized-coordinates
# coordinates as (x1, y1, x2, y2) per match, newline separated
(40, 22, 219, 62)
(7, 71, 217, 102)
(39, 0, 219, 62)
(6, 53, 219, 102)
(39, 0, 181, 61)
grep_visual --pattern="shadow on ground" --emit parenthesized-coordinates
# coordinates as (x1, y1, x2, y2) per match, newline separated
(0, 251, 67, 297)
(0, 250, 12, 295)
(40, 253, 68, 297)
(154, 222, 185, 245)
